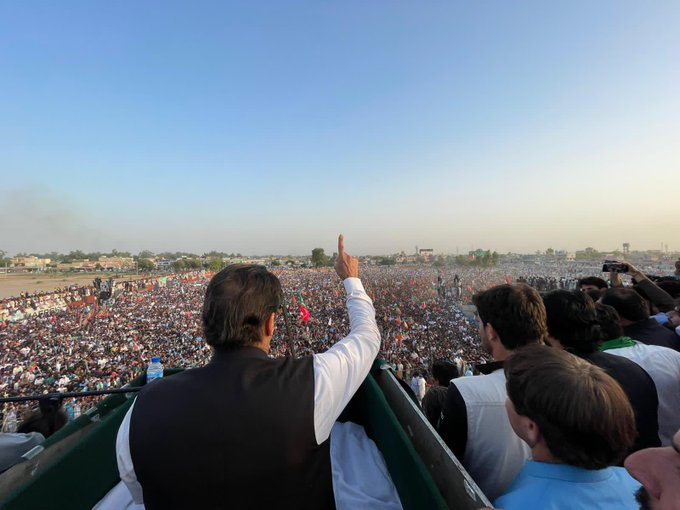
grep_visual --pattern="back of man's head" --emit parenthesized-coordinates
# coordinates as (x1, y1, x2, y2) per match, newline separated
(584, 288, 602, 302)
(543, 290, 601, 355)
(595, 303, 625, 342)
(505, 345, 635, 470)
(578, 276, 608, 291)
(432, 360, 459, 386)
(600, 288, 650, 322)
(472, 283, 547, 350)
(202, 265, 282, 351)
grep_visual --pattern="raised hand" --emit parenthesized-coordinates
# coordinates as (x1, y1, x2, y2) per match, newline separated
(334, 234, 359, 280)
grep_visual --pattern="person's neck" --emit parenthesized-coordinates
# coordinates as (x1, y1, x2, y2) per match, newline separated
(491, 344, 513, 362)
(252, 340, 270, 354)
(531, 442, 559, 464)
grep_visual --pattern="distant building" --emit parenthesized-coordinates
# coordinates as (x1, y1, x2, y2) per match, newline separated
(419, 249, 434, 261)
(396, 254, 417, 263)
(468, 249, 489, 259)
(156, 259, 174, 271)
(10, 256, 51, 269)
(92, 256, 135, 270)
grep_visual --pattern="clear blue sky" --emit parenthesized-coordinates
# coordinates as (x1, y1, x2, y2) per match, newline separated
(1, 1, 678, 256)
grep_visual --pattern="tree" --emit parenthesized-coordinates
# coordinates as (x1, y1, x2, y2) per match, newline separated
(138, 250, 155, 259)
(433, 256, 445, 268)
(207, 258, 223, 272)
(311, 248, 329, 268)
(138, 258, 155, 271)
(378, 256, 397, 266)
(546, 248, 555, 256)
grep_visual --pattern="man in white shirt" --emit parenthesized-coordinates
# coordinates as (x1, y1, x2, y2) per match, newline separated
(116, 235, 381, 509)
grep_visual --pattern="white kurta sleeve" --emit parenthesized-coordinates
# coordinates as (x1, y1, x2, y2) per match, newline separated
(312, 277, 381, 444)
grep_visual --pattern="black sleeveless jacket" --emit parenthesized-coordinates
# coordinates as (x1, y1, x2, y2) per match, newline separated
(129, 347, 335, 510)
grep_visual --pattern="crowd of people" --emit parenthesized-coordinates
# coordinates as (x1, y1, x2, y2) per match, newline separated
(2, 261, 678, 429)
(0, 267, 491, 428)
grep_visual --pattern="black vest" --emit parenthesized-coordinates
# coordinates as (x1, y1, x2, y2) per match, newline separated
(583, 351, 661, 452)
(129, 348, 335, 510)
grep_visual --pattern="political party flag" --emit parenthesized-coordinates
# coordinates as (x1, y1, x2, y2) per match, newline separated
(299, 304, 310, 323)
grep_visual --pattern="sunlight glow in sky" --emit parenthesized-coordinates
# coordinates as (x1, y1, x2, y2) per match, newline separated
(1, 1, 678, 255)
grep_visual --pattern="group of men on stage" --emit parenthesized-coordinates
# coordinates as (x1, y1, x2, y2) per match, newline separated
(115, 235, 679, 509)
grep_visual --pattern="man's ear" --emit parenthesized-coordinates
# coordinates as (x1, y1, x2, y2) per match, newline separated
(264, 312, 276, 338)
(485, 322, 500, 343)
(523, 417, 541, 449)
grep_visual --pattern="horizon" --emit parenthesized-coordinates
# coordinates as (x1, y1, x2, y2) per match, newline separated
(1, 1, 679, 256)
(4, 244, 679, 259)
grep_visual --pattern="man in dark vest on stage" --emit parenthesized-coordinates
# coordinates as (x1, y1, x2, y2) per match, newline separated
(116, 235, 381, 509)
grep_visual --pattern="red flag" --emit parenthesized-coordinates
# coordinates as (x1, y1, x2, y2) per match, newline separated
(504, 275, 512, 285)
(299, 304, 310, 323)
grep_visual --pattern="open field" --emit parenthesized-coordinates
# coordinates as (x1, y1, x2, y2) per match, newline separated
(0, 272, 141, 300)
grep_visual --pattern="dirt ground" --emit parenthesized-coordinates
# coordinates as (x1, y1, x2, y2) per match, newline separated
(0, 272, 140, 300)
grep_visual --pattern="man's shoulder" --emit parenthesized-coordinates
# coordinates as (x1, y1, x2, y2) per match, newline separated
(588, 350, 650, 375)
(451, 369, 506, 404)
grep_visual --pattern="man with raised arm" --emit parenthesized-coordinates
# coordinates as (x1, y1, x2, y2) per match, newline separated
(116, 235, 381, 509)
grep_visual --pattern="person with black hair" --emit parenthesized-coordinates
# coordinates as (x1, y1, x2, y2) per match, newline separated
(16, 396, 68, 439)
(495, 345, 641, 509)
(601, 287, 680, 351)
(578, 276, 608, 292)
(542, 290, 660, 452)
(596, 303, 680, 447)
(439, 283, 546, 500)
(421, 360, 459, 430)
(116, 235, 381, 509)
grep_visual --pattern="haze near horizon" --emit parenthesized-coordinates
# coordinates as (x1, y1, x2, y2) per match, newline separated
(1, 1, 678, 257)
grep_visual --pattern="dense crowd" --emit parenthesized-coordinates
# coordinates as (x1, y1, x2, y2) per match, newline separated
(1, 266, 493, 427)
(1, 260, 677, 431)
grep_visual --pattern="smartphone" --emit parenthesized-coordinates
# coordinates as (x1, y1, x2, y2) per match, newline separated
(602, 261, 629, 273)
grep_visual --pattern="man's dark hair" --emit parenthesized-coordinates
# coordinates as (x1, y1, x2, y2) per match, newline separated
(505, 345, 635, 470)
(584, 288, 602, 302)
(577, 276, 608, 290)
(542, 290, 601, 355)
(202, 265, 282, 350)
(472, 284, 547, 350)
(17, 397, 68, 438)
(600, 288, 650, 322)
(595, 303, 624, 342)
(657, 280, 680, 299)
(431, 360, 459, 386)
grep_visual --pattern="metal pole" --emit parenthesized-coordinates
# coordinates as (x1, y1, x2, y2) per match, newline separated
(280, 298, 297, 359)
(0, 386, 142, 404)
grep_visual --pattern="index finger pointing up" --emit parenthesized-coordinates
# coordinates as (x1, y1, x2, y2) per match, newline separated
(338, 234, 345, 255)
